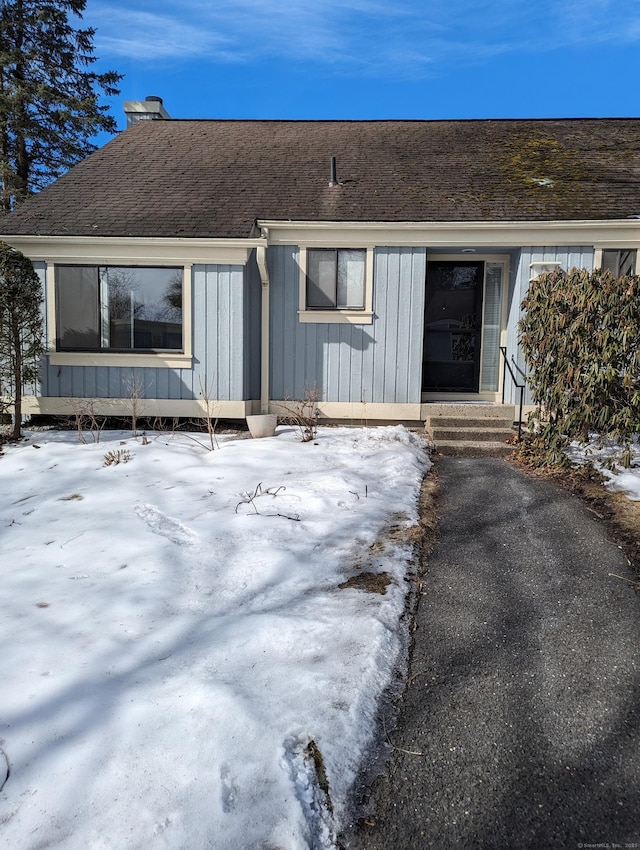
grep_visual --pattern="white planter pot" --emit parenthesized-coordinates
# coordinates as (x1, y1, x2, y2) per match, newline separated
(246, 414, 278, 438)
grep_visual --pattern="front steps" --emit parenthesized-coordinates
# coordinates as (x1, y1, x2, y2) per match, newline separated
(425, 403, 516, 457)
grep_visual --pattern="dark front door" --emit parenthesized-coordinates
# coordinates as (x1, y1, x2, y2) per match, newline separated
(422, 261, 484, 392)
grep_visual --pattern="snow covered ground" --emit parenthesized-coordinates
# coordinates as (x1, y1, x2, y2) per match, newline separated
(567, 436, 640, 501)
(0, 425, 430, 850)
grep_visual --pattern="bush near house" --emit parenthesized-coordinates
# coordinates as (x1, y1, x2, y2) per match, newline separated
(0, 242, 43, 441)
(519, 267, 640, 466)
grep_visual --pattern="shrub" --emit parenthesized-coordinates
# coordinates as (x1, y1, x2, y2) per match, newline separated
(276, 386, 321, 442)
(519, 267, 640, 466)
(103, 449, 131, 466)
(0, 242, 43, 440)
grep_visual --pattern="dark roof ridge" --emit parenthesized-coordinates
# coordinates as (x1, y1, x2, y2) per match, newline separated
(153, 116, 640, 124)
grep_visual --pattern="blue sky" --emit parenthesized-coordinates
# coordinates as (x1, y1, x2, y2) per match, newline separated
(86, 0, 640, 129)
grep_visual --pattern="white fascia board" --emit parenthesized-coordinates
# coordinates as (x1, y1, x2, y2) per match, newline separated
(257, 219, 640, 248)
(0, 235, 266, 265)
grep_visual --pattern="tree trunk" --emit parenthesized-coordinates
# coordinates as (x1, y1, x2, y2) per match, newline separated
(13, 0, 30, 206)
(11, 318, 22, 440)
(0, 67, 13, 214)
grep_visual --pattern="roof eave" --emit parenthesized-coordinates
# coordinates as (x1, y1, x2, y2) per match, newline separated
(0, 233, 267, 264)
(258, 218, 640, 248)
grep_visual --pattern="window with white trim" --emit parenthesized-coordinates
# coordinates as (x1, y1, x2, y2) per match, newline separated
(298, 246, 374, 324)
(55, 265, 183, 352)
(306, 248, 366, 310)
(601, 249, 636, 276)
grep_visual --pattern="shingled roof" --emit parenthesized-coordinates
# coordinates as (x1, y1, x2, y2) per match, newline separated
(2, 118, 640, 239)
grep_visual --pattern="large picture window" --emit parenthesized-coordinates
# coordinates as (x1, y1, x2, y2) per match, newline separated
(55, 266, 183, 352)
(306, 248, 366, 310)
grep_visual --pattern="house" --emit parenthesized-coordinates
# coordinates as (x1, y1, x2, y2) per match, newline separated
(1, 99, 639, 425)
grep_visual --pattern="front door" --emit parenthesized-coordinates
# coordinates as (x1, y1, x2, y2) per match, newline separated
(422, 261, 484, 392)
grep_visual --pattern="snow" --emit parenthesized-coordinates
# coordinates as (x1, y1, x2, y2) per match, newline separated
(566, 436, 640, 501)
(0, 425, 430, 849)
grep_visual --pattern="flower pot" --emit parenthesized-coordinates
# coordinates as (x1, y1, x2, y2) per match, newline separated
(246, 414, 278, 438)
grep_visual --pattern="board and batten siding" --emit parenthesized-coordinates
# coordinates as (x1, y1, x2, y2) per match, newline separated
(268, 246, 426, 405)
(40, 264, 251, 402)
(504, 246, 595, 406)
(192, 264, 246, 400)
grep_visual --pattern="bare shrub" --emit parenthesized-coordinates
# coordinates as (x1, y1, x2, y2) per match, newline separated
(69, 399, 107, 444)
(276, 386, 321, 442)
(103, 448, 131, 466)
(150, 383, 219, 452)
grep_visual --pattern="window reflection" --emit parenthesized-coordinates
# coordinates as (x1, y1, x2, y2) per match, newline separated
(55, 266, 183, 352)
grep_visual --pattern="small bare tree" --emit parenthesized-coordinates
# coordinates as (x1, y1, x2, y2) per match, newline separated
(154, 380, 219, 452)
(198, 377, 219, 450)
(125, 372, 146, 438)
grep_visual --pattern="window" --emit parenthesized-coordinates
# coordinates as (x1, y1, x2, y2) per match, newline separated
(602, 249, 636, 276)
(55, 266, 183, 352)
(306, 248, 366, 310)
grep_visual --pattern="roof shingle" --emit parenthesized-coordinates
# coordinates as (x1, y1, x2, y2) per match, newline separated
(2, 118, 640, 238)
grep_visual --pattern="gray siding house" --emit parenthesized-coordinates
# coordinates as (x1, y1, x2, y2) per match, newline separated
(1, 102, 639, 423)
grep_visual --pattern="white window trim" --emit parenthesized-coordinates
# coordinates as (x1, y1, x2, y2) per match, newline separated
(46, 262, 193, 367)
(594, 247, 637, 276)
(297, 246, 374, 324)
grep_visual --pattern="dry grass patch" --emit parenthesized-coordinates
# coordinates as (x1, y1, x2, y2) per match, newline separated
(338, 572, 392, 595)
(338, 462, 439, 597)
(412, 470, 440, 575)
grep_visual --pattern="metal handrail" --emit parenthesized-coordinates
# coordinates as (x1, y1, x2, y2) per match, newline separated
(500, 346, 525, 440)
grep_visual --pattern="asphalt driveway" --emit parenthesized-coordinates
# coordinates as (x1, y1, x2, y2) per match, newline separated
(343, 457, 640, 849)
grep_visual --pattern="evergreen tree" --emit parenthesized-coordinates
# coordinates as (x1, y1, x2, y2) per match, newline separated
(0, 241, 43, 440)
(0, 0, 121, 212)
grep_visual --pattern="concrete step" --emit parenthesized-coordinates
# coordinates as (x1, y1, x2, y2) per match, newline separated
(426, 416, 515, 429)
(432, 426, 514, 442)
(424, 403, 516, 420)
(435, 440, 514, 458)
(424, 404, 517, 457)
